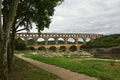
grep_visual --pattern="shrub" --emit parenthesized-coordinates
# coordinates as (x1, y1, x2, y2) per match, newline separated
(91, 49, 98, 58)
(15, 38, 27, 50)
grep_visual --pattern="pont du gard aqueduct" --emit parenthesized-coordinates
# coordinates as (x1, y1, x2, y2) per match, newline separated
(16, 33, 103, 52)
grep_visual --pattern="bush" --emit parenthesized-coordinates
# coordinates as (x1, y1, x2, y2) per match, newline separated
(90, 49, 98, 58)
(15, 38, 27, 50)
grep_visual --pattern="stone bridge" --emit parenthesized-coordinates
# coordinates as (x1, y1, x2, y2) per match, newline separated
(16, 33, 103, 52)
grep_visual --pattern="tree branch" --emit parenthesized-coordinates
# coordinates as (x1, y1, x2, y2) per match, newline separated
(15, 17, 26, 30)
(16, 28, 27, 32)
(15, 1, 31, 31)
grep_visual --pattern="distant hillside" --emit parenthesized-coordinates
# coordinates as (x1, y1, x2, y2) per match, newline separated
(82, 34, 120, 48)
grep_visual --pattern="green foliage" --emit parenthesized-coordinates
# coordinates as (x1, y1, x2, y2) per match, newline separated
(83, 34, 120, 48)
(9, 57, 61, 80)
(2, 0, 64, 32)
(110, 60, 116, 66)
(15, 38, 27, 50)
(20, 51, 120, 80)
(90, 49, 98, 58)
(27, 39, 35, 45)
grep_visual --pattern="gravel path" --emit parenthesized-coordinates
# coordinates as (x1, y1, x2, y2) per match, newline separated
(15, 54, 98, 80)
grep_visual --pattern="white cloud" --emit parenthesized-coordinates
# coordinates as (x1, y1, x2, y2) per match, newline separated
(35, 0, 120, 34)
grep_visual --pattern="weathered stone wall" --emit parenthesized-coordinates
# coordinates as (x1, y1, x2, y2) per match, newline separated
(96, 46, 120, 59)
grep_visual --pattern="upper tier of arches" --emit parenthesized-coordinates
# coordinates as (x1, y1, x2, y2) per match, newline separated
(16, 33, 103, 43)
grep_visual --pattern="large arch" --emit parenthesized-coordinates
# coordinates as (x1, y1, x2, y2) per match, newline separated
(58, 38, 65, 44)
(67, 38, 75, 44)
(49, 46, 57, 52)
(37, 38, 45, 45)
(28, 46, 35, 50)
(38, 46, 46, 52)
(69, 45, 77, 52)
(48, 38, 55, 45)
(59, 46, 67, 52)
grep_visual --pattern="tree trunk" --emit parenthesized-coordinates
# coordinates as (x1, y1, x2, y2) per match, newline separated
(0, 0, 8, 79)
(0, 0, 19, 79)
(7, 32, 15, 73)
(7, 38, 12, 73)
(0, 34, 8, 80)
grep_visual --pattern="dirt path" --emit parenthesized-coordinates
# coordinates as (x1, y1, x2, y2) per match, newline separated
(15, 54, 98, 80)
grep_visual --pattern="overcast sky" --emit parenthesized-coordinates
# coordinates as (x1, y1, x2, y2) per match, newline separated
(32, 0, 120, 34)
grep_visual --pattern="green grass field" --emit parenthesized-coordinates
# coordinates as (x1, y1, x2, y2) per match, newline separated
(17, 51, 120, 80)
(9, 57, 61, 80)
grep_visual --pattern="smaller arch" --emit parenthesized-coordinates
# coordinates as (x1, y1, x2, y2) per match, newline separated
(86, 38, 91, 42)
(69, 45, 77, 52)
(48, 38, 55, 45)
(59, 46, 67, 52)
(37, 38, 45, 45)
(78, 38, 84, 43)
(58, 38, 65, 44)
(49, 46, 57, 52)
(67, 38, 75, 44)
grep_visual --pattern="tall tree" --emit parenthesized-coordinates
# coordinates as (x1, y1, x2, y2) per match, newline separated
(5, 0, 63, 72)
(0, 0, 19, 80)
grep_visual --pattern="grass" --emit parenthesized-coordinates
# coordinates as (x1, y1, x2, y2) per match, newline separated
(17, 51, 120, 80)
(9, 57, 61, 80)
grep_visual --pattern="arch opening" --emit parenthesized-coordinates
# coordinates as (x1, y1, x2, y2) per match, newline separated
(49, 46, 57, 52)
(69, 45, 77, 52)
(28, 47, 35, 50)
(38, 46, 46, 52)
(59, 46, 67, 52)
(58, 38, 64, 44)
(86, 38, 91, 42)
(48, 38, 55, 45)
(78, 38, 84, 43)
(67, 38, 75, 44)
(27, 38, 35, 45)
(37, 38, 45, 45)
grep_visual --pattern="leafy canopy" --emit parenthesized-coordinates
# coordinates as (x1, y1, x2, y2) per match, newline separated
(2, 0, 64, 32)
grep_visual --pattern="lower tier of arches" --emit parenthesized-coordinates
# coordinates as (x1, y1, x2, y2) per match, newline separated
(28, 44, 83, 53)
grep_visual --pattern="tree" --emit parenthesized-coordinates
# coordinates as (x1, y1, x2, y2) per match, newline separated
(0, 0, 19, 80)
(5, 0, 63, 73)
(0, 0, 63, 79)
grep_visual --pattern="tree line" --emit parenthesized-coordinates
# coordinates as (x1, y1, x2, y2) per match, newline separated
(82, 34, 120, 48)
